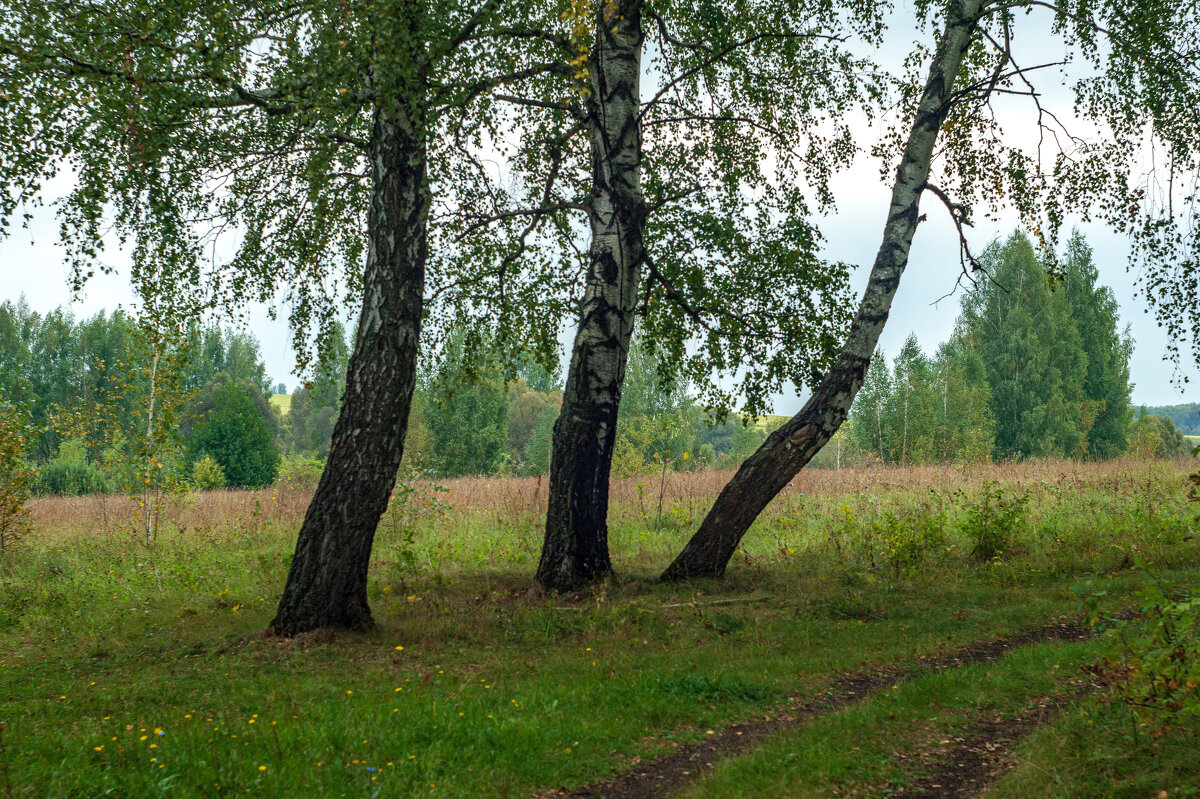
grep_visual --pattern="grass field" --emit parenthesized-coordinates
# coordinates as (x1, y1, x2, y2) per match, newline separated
(269, 393, 291, 417)
(2, 459, 1198, 797)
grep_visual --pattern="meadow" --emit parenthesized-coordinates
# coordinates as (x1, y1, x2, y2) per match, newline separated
(1, 459, 1198, 798)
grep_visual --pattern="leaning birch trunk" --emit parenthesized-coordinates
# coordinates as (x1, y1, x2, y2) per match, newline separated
(270, 100, 428, 635)
(536, 0, 646, 592)
(661, 0, 984, 581)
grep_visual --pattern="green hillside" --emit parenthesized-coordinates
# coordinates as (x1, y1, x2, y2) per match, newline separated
(270, 393, 291, 417)
(1138, 402, 1200, 435)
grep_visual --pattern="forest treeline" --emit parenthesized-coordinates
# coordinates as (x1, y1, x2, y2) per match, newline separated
(0, 299, 767, 495)
(834, 230, 1189, 466)
(1, 229, 1190, 498)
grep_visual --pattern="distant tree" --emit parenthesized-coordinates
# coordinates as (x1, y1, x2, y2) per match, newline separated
(425, 332, 510, 478)
(274, 383, 287, 396)
(1138, 404, 1200, 437)
(102, 319, 195, 545)
(1129, 413, 1189, 459)
(398, 392, 434, 476)
(520, 407, 558, 477)
(886, 335, 936, 466)
(35, 438, 112, 496)
(286, 321, 350, 457)
(931, 335, 993, 464)
(959, 233, 1088, 459)
(189, 378, 280, 489)
(850, 353, 892, 464)
(0, 400, 35, 554)
(1059, 232, 1134, 459)
(508, 384, 561, 472)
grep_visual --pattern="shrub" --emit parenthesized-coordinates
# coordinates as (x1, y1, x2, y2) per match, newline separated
(826, 496, 947, 578)
(962, 481, 1029, 561)
(1091, 582, 1200, 737)
(191, 454, 226, 491)
(35, 440, 113, 496)
(877, 500, 948, 577)
(276, 455, 325, 492)
(189, 379, 280, 488)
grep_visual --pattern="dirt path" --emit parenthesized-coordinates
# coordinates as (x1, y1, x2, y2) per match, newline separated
(891, 697, 1066, 798)
(548, 619, 1099, 799)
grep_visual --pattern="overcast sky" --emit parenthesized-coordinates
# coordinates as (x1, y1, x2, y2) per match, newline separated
(1, 4, 1196, 413)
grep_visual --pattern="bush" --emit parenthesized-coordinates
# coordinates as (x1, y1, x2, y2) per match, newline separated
(828, 496, 948, 578)
(35, 440, 113, 496)
(277, 455, 324, 492)
(962, 481, 1029, 561)
(191, 454, 226, 491)
(1091, 582, 1200, 737)
(189, 379, 280, 488)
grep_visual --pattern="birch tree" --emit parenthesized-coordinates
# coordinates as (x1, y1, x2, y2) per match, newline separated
(441, 0, 887, 590)
(0, 0, 583, 631)
(664, 0, 1200, 579)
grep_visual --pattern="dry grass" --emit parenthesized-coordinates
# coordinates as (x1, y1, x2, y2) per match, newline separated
(26, 457, 1190, 544)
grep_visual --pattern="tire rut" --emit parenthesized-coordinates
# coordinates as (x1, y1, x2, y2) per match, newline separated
(889, 696, 1067, 797)
(547, 617, 1104, 799)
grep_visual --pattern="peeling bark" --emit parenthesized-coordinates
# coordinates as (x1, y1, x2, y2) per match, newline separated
(270, 101, 428, 635)
(661, 0, 984, 581)
(537, 0, 646, 592)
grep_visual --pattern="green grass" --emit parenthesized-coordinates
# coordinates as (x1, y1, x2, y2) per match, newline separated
(679, 636, 1106, 798)
(269, 393, 291, 416)
(1, 462, 1198, 797)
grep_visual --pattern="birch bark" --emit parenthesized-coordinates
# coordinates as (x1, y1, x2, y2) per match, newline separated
(537, 0, 646, 592)
(271, 98, 428, 634)
(662, 0, 985, 581)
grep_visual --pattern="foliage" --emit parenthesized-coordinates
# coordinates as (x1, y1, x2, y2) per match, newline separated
(962, 482, 1030, 562)
(1128, 413, 1190, 459)
(1059, 232, 1134, 459)
(189, 379, 280, 489)
(0, 300, 133, 461)
(34, 439, 112, 497)
(0, 401, 35, 554)
(100, 320, 195, 545)
(1092, 582, 1200, 737)
(1140, 403, 1200, 437)
(381, 477, 451, 587)
(285, 321, 350, 458)
(519, 406, 558, 477)
(826, 496, 948, 578)
(848, 231, 1130, 467)
(507, 383, 561, 475)
(849, 336, 994, 467)
(425, 331, 510, 479)
(190, 454, 226, 492)
(275, 455, 325, 493)
(960, 233, 1090, 459)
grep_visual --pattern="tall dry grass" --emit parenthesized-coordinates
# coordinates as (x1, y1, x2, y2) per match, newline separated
(26, 457, 1191, 543)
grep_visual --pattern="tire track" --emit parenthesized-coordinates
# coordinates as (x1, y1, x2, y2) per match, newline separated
(547, 618, 1104, 799)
